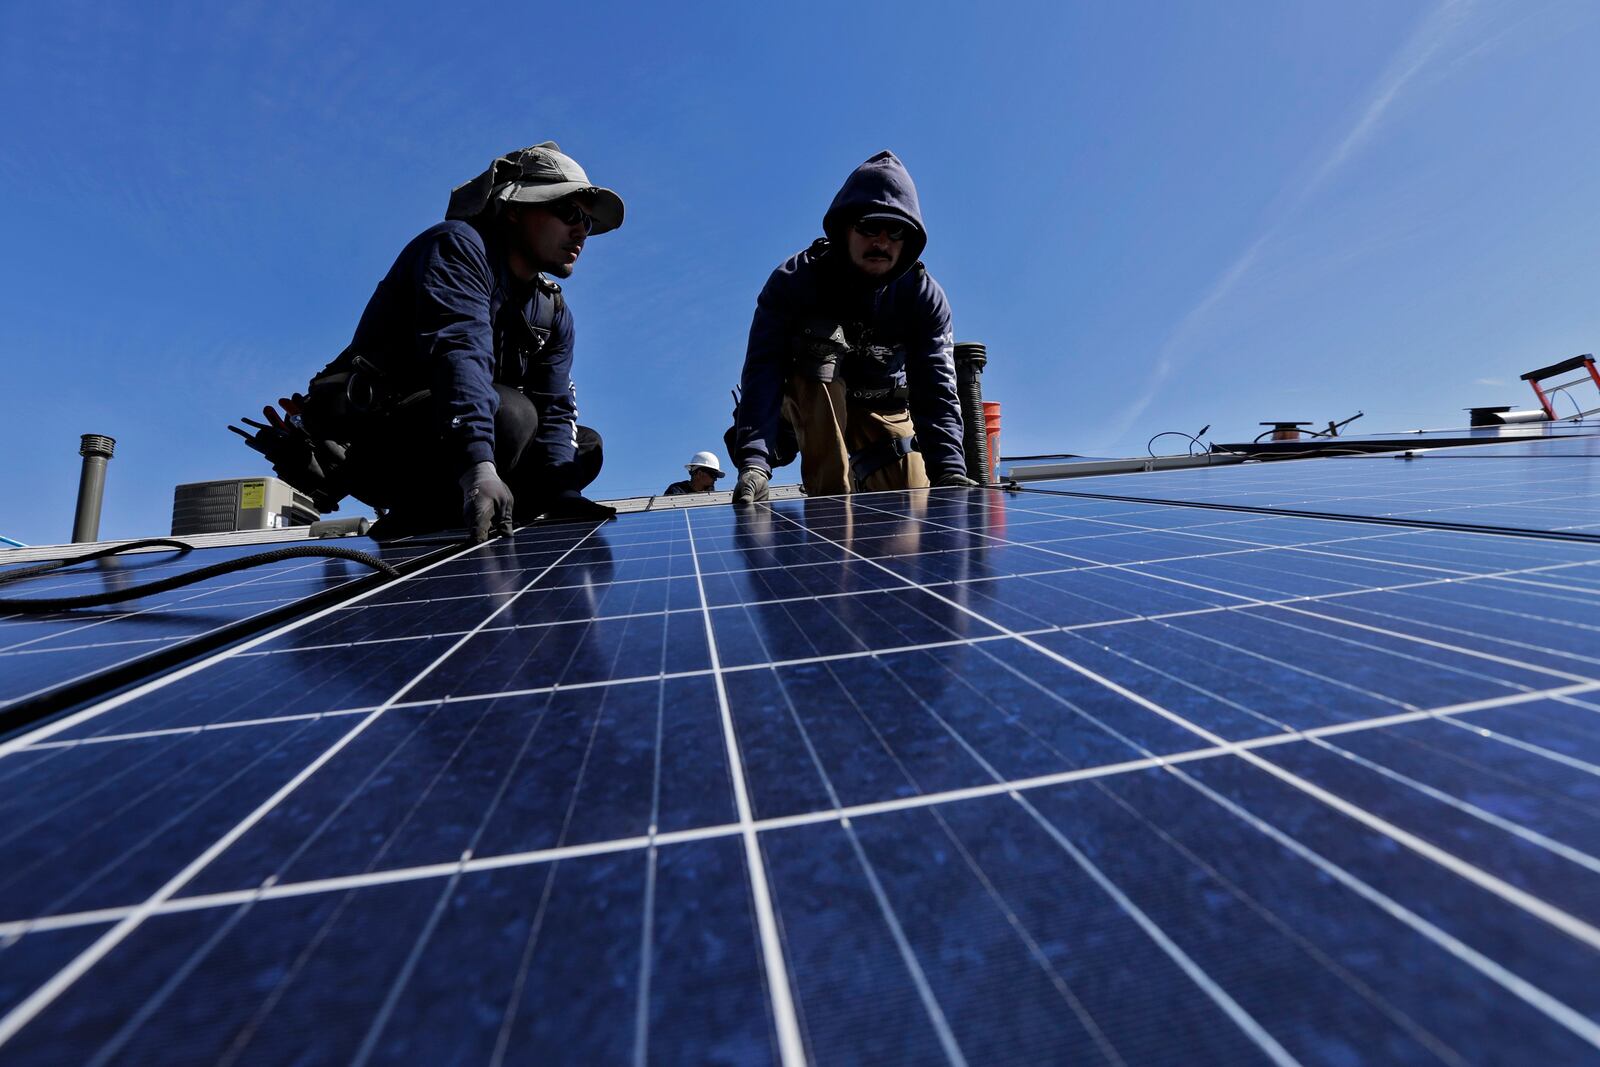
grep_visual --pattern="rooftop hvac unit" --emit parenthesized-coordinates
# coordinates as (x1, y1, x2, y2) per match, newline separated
(171, 477, 319, 536)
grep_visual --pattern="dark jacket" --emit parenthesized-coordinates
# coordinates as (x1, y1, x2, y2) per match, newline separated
(729, 151, 964, 478)
(347, 219, 578, 478)
(663, 479, 701, 496)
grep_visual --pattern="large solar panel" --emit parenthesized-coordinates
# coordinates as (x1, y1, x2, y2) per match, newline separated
(1, 444, 1598, 1064)
(1032, 444, 1600, 536)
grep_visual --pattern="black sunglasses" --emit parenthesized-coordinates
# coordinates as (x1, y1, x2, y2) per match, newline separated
(852, 218, 908, 241)
(545, 198, 595, 234)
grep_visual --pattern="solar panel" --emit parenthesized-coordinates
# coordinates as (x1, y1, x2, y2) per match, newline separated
(1, 457, 1598, 1063)
(0, 537, 443, 720)
(1031, 442, 1600, 536)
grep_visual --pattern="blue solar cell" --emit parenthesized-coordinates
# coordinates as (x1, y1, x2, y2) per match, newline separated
(0, 716, 352, 918)
(2, 845, 777, 1067)
(183, 676, 733, 895)
(2, 475, 1599, 1062)
(1025, 769, 1599, 1064)
(1177, 755, 1600, 1022)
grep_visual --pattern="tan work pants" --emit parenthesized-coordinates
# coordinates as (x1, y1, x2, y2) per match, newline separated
(782, 375, 929, 495)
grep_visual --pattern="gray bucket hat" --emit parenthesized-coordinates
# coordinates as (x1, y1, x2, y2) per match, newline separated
(445, 141, 624, 234)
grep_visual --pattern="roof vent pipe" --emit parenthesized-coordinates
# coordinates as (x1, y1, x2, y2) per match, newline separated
(71, 434, 116, 543)
(954, 341, 990, 484)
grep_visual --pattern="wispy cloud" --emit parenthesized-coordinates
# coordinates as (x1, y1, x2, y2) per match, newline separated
(1101, 0, 1473, 443)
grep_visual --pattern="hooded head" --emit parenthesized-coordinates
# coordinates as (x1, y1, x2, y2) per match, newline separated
(820, 150, 927, 285)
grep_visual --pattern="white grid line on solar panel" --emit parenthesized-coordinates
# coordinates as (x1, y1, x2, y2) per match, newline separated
(7, 679, 1592, 939)
(745, 498, 1600, 1042)
(1034, 457, 1600, 531)
(0, 523, 610, 1047)
(680, 510, 806, 1065)
(0, 553, 424, 710)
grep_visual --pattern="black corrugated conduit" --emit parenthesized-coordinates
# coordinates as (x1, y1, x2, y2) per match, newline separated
(954, 341, 990, 483)
(0, 538, 400, 614)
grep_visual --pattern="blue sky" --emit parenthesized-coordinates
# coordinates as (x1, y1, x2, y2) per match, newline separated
(2, 0, 1597, 544)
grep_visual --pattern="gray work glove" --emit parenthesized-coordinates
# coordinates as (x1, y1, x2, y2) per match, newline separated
(932, 471, 980, 488)
(540, 488, 618, 523)
(731, 466, 770, 506)
(460, 461, 515, 543)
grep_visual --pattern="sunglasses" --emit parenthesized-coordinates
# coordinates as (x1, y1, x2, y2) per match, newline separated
(852, 218, 908, 241)
(545, 198, 595, 234)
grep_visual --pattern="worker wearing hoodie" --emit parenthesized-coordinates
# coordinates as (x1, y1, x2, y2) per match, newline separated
(727, 151, 975, 503)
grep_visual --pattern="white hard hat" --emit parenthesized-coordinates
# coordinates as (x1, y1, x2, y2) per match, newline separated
(685, 451, 726, 478)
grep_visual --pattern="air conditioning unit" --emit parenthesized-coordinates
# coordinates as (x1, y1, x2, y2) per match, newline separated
(171, 477, 319, 535)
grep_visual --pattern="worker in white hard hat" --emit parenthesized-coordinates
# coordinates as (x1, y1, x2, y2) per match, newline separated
(664, 452, 726, 495)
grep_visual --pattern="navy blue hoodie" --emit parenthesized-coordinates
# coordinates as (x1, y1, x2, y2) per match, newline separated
(730, 151, 965, 478)
(346, 219, 579, 480)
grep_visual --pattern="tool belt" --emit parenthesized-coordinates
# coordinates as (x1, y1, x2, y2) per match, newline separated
(844, 381, 910, 412)
(302, 348, 429, 441)
(849, 432, 919, 487)
(791, 321, 852, 383)
(791, 320, 910, 412)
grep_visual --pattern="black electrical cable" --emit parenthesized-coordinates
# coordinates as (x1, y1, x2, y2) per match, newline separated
(1144, 430, 1250, 460)
(0, 540, 401, 614)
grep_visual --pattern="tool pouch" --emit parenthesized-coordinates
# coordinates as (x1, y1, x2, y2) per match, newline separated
(790, 319, 853, 383)
(849, 432, 919, 488)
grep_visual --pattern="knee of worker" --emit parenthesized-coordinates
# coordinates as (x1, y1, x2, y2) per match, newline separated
(574, 425, 603, 490)
(492, 385, 540, 468)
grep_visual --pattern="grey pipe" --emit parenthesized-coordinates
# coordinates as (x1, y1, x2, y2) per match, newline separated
(71, 434, 116, 543)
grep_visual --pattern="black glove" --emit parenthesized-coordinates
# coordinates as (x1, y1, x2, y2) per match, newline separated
(932, 471, 979, 488)
(540, 488, 617, 522)
(731, 467, 770, 506)
(460, 461, 515, 543)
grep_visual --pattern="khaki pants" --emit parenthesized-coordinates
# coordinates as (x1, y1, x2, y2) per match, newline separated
(781, 375, 929, 495)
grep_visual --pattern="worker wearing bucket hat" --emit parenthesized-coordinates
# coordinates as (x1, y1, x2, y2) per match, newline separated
(236, 142, 624, 542)
(663, 451, 726, 495)
(726, 151, 976, 505)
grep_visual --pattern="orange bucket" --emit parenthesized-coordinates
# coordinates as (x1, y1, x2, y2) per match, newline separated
(982, 401, 1001, 484)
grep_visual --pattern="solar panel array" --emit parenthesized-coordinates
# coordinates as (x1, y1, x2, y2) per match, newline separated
(1036, 446, 1600, 535)
(1, 438, 1598, 1065)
